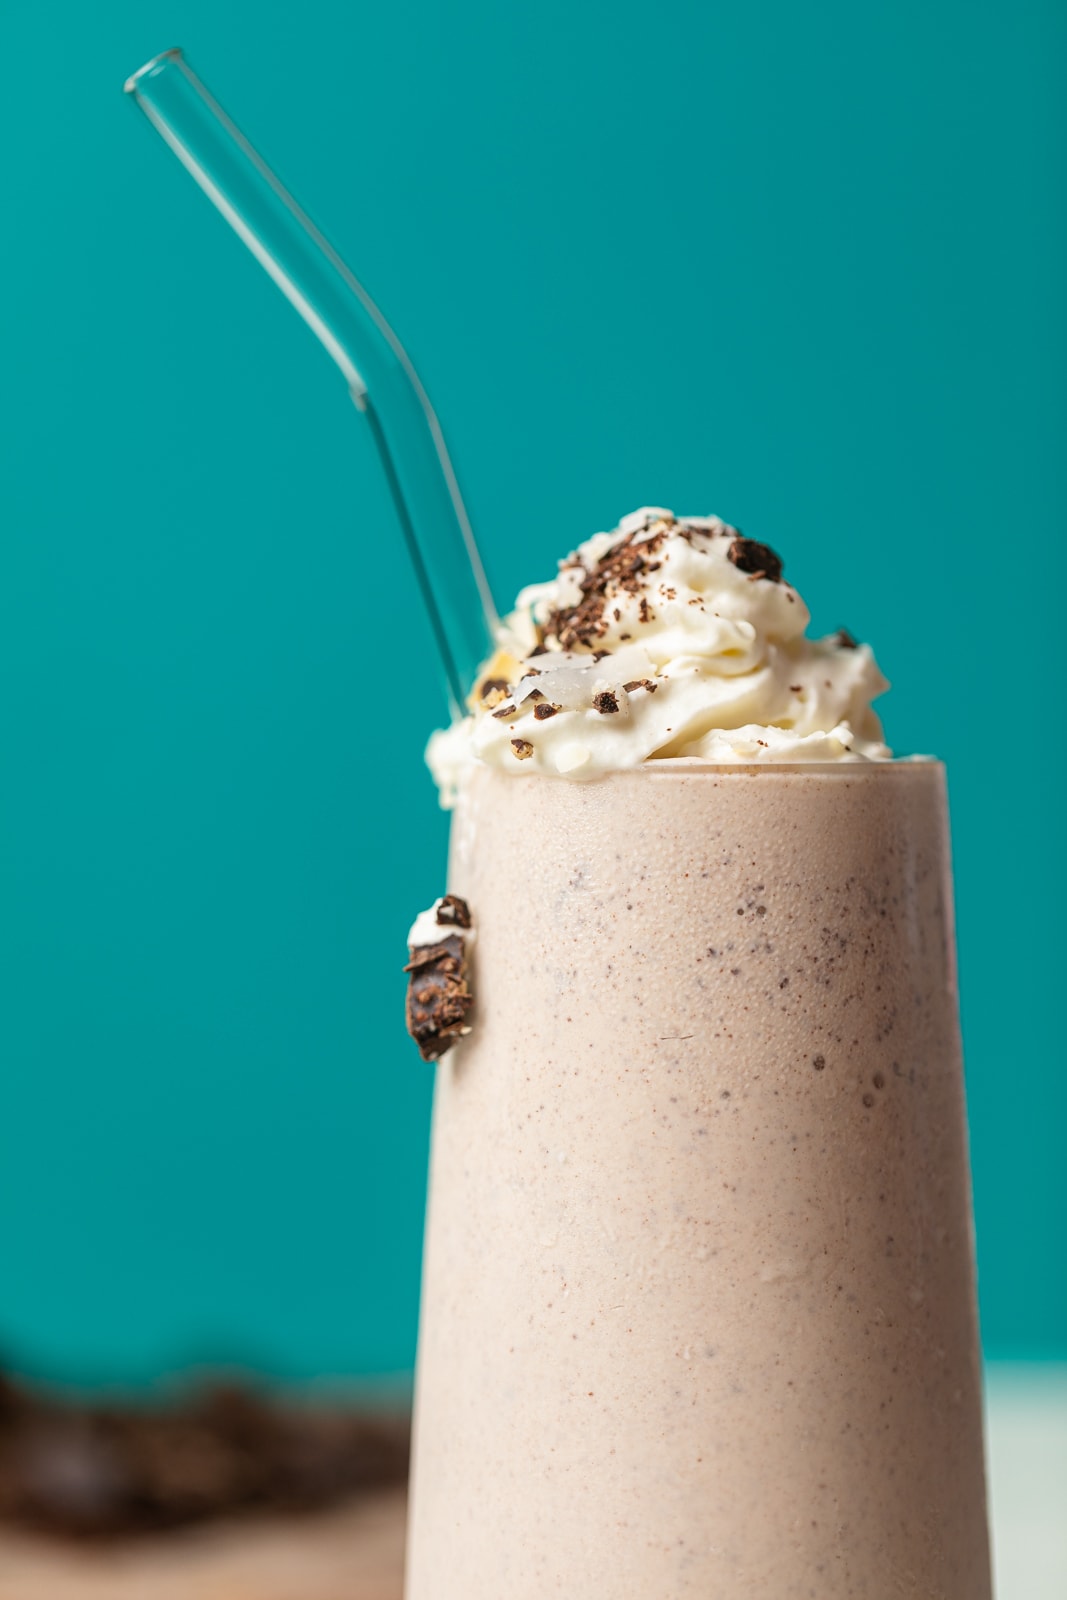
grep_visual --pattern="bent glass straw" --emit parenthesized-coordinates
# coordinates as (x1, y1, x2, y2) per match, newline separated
(124, 48, 498, 716)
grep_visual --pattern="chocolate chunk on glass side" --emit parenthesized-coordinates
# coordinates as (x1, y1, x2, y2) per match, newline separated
(404, 897, 475, 1062)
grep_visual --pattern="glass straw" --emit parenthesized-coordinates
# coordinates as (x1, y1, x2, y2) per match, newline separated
(124, 48, 498, 716)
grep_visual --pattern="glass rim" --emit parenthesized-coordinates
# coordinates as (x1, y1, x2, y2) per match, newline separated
(633, 756, 942, 775)
(468, 756, 945, 782)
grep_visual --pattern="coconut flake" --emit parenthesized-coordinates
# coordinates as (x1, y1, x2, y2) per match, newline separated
(512, 645, 658, 712)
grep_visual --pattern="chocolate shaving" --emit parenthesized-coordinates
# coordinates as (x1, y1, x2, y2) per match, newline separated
(830, 627, 858, 649)
(534, 703, 559, 720)
(404, 932, 474, 1062)
(726, 536, 784, 583)
(491, 703, 517, 720)
(623, 678, 658, 694)
(540, 525, 673, 650)
(592, 691, 619, 714)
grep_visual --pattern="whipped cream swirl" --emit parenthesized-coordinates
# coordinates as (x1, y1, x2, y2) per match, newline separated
(428, 508, 890, 804)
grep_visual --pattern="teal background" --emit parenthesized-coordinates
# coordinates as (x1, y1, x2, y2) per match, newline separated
(1, 0, 1063, 1384)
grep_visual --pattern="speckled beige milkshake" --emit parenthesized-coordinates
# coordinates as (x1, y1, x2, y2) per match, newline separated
(406, 762, 990, 1598)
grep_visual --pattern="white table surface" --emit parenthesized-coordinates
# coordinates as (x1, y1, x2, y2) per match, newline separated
(985, 1363, 1067, 1599)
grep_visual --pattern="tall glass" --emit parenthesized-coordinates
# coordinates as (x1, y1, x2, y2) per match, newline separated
(406, 762, 991, 1597)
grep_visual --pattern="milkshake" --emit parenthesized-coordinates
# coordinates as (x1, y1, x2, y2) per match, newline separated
(405, 510, 991, 1596)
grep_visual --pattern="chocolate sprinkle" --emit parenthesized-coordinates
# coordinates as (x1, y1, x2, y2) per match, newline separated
(592, 691, 619, 714)
(727, 536, 784, 583)
(404, 932, 474, 1062)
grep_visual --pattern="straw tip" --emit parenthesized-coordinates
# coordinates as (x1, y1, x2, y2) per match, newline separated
(123, 46, 183, 96)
